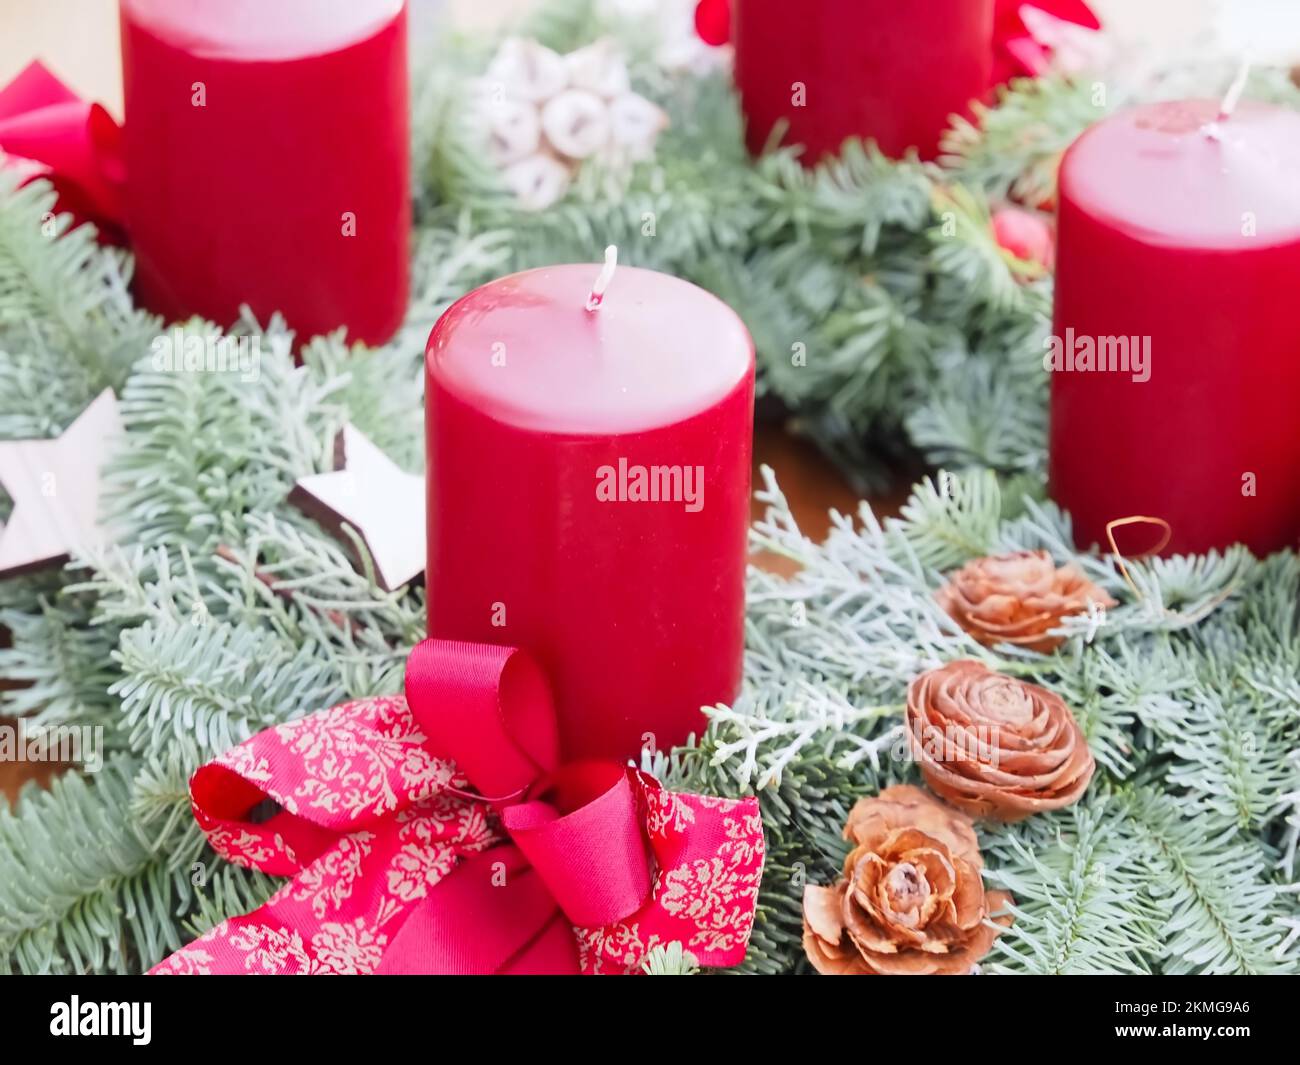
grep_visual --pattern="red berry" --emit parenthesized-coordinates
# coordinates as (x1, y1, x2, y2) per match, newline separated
(694, 0, 731, 47)
(992, 206, 1055, 270)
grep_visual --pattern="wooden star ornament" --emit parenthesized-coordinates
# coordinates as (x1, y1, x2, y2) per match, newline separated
(289, 424, 426, 592)
(0, 389, 123, 578)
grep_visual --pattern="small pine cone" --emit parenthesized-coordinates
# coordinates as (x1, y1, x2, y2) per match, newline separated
(803, 786, 1013, 975)
(936, 550, 1115, 653)
(906, 660, 1096, 822)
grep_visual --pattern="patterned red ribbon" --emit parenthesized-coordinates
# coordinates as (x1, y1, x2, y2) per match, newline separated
(0, 61, 125, 241)
(152, 638, 764, 975)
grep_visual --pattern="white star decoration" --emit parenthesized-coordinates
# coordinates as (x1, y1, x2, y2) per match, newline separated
(289, 424, 426, 592)
(0, 389, 122, 578)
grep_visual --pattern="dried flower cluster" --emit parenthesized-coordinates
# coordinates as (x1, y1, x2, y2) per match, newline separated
(477, 37, 669, 210)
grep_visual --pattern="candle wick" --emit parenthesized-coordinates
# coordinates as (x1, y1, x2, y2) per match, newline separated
(1206, 59, 1252, 140)
(585, 245, 619, 312)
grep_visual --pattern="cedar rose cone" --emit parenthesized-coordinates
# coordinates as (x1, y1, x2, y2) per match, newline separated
(937, 550, 1115, 653)
(803, 785, 1012, 975)
(907, 660, 1095, 822)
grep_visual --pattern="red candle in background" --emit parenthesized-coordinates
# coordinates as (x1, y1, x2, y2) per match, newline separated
(120, 0, 410, 346)
(732, 0, 995, 161)
(426, 257, 754, 762)
(1050, 100, 1300, 556)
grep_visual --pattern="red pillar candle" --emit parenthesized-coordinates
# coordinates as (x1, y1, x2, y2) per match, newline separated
(1050, 100, 1300, 556)
(426, 257, 754, 762)
(120, 0, 410, 346)
(732, 0, 995, 161)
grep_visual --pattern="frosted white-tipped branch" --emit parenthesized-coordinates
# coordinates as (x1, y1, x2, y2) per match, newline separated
(585, 244, 618, 311)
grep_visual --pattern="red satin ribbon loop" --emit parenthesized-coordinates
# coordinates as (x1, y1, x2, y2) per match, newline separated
(407, 641, 653, 928)
(0, 61, 125, 238)
(505, 771, 652, 928)
(406, 638, 558, 802)
(376, 848, 581, 975)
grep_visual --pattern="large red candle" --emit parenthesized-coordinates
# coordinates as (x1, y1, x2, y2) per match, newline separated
(1050, 100, 1300, 556)
(120, 0, 410, 346)
(732, 0, 995, 161)
(426, 259, 754, 762)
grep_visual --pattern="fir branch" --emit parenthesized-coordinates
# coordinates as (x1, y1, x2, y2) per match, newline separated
(4, 15, 1300, 977)
(749, 140, 934, 256)
(928, 184, 1038, 313)
(982, 798, 1162, 974)
(1147, 682, 1293, 831)
(0, 596, 121, 727)
(183, 859, 283, 940)
(517, 0, 602, 52)
(0, 345, 103, 441)
(906, 337, 1049, 475)
(641, 942, 700, 975)
(886, 469, 1005, 572)
(1124, 789, 1292, 975)
(209, 513, 424, 694)
(704, 686, 902, 792)
(102, 337, 310, 551)
(0, 759, 186, 973)
(727, 469, 1300, 973)
(0, 174, 155, 403)
(108, 617, 346, 765)
(942, 76, 1108, 206)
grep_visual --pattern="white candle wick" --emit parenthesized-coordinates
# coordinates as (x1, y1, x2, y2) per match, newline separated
(1206, 59, 1252, 141)
(585, 245, 618, 312)
(1218, 60, 1251, 121)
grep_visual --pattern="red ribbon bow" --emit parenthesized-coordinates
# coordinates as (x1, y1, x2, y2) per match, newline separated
(0, 61, 125, 241)
(993, 0, 1104, 85)
(152, 639, 764, 975)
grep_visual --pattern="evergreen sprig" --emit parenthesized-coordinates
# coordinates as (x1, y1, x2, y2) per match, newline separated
(662, 468, 1300, 974)
(1, 0, 1298, 975)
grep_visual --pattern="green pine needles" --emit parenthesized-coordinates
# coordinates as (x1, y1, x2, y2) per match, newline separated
(1, 0, 1299, 974)
(414, 3, 1300, 490)
(652, 469, 1298, 975)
